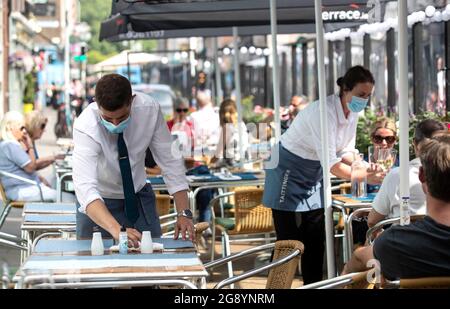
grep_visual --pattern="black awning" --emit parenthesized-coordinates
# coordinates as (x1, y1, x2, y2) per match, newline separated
(100, 0, 385, 41)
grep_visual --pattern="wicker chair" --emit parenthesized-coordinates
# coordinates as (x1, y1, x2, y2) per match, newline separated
(0, 178, 30, 251)
(0, 170, 46, 229)
(205, 240, 303, 289)
(384, 277, 450, 289)
(209, 187, 274, 279)
(155, 194, 175, 234)
(194, 222, 210, 251)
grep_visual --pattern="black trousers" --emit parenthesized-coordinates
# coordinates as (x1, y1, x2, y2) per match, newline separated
(272, 208, 325, 284)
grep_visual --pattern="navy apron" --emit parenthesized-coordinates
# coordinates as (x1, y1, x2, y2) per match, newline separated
(263, 143, 324, 212)
(76, 183, 162, 239)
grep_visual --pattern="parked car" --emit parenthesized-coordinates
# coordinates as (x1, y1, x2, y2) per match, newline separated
(132, 84, 176, 118)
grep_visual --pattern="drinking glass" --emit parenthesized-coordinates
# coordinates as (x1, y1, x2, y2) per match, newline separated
(376, 148, 397, 172)
(351, 153, 367, 198)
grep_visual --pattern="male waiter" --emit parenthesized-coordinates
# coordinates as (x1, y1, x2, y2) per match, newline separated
(73, 74, 193, 245)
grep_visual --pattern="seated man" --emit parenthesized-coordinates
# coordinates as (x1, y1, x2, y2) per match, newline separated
(343, 131, 450, 280)
(367, 119, 446, 227)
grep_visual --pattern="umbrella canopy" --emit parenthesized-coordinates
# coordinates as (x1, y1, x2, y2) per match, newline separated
(100, 0, 371, 41)
(93, 50, 161, 72)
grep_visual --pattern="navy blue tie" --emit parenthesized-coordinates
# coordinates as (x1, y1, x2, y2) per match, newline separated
(117, 133, 139, 223)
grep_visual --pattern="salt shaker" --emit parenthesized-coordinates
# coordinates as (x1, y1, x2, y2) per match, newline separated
(140, 231, 153, 254)
(91, 232, 104, 256)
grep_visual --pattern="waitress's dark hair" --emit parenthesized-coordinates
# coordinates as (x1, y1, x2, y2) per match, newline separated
(337, 65, 375, 97)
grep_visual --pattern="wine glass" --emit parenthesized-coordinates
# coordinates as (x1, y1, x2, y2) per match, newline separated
(375, 148, 397, 171)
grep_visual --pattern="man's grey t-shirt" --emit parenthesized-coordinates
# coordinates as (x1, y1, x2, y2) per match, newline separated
(0, 141, 39, 197)
(373, 216, 450, 280)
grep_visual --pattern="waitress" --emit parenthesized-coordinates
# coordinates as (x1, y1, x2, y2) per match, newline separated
(263, 65, 383, 284)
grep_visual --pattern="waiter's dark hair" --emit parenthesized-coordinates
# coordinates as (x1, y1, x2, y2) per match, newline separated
(337, 65, 375, 97)
(95, 74, 132, 111)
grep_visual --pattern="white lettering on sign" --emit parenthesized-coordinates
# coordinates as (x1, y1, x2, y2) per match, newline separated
(322, 10, 368, 21)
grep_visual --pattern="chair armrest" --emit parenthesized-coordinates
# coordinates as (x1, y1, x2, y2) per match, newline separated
(366, 217, 400, 245)
(0, 231, 27, 244)
(0, 170, 44, 201)
(205, 243, 274, 269)
(0, 237, 28, 251)
(0, 170, 39, 186)
(213, 247, 302, 289)
(207, 192, 235, 212)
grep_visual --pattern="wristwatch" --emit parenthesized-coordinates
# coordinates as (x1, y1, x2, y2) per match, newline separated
(177, 208, 193, 220)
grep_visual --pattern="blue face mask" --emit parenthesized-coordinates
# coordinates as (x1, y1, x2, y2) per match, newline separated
(100, 115, 131, 134)
(348, 96, 369, 113)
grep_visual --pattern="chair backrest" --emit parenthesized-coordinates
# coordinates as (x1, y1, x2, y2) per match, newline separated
(231, 188, 273, 234)
(266, 240, 304, 289)
(194, 222, 209, 250)
(155, 194, 171, 216)
(367, 214, 426, 244)
(156, 194, 172, 233)
(399, 277, 450, 289)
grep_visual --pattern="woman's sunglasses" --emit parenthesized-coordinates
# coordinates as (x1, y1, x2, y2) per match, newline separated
(176, 108, 189, 113)
(373, 135, 396, 144)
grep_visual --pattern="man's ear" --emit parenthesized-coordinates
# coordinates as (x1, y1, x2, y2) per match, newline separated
(419, 166, 428, 194)
(418, 166, 425, 183)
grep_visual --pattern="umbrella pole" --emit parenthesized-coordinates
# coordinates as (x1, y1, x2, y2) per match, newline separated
(214, 37, 223, 106)
(270, 0, 281, 143)
(398, 0, 410, 225)
(314, 0, 335, 278)
(233, 27, 245, 167)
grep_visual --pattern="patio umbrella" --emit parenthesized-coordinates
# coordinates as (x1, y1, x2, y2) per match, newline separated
(93, 50, 161, 72)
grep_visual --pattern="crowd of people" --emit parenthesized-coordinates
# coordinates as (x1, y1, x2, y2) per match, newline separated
(1, 67, 449, 286)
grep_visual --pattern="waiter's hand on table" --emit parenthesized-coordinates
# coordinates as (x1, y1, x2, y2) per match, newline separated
(174, 216, 194, 242)
(366, 163, 386, 185)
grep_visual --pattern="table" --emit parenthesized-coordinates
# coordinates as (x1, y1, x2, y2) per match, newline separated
(147, 172, 265, 219)
(332, 194, 375, 263)
(14, 238, 208, 289)
(20, 213, 77, 263)
(23, 203, 76, 214)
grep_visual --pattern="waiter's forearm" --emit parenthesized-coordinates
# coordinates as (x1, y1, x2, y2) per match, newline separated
(85, 199, 121, 239)
(173, 190, 189, 211)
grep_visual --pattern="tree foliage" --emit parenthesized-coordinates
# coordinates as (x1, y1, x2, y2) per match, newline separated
(80, 0, 157, 64)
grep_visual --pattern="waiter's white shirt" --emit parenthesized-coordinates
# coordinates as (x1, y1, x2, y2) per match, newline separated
(280, 94, 358, 167)
(73, 92, 188, 213)
(372, 158, 426, 218)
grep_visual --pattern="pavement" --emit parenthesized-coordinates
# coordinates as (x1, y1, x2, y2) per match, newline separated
(0, 106, 305, 288)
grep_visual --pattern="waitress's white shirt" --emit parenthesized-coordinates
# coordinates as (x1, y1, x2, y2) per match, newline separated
(73, 92, 188, 213)
(280, 94, 359, 167)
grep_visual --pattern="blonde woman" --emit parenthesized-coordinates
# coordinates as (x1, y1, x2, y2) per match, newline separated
(0, 111, 75, 202)
(370, 117, 397, 150)
(25, 110, 65, 171)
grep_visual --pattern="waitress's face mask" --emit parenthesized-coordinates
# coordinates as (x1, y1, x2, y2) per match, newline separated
(348, 96, 369, 113)
(346, 82, 374, 113)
